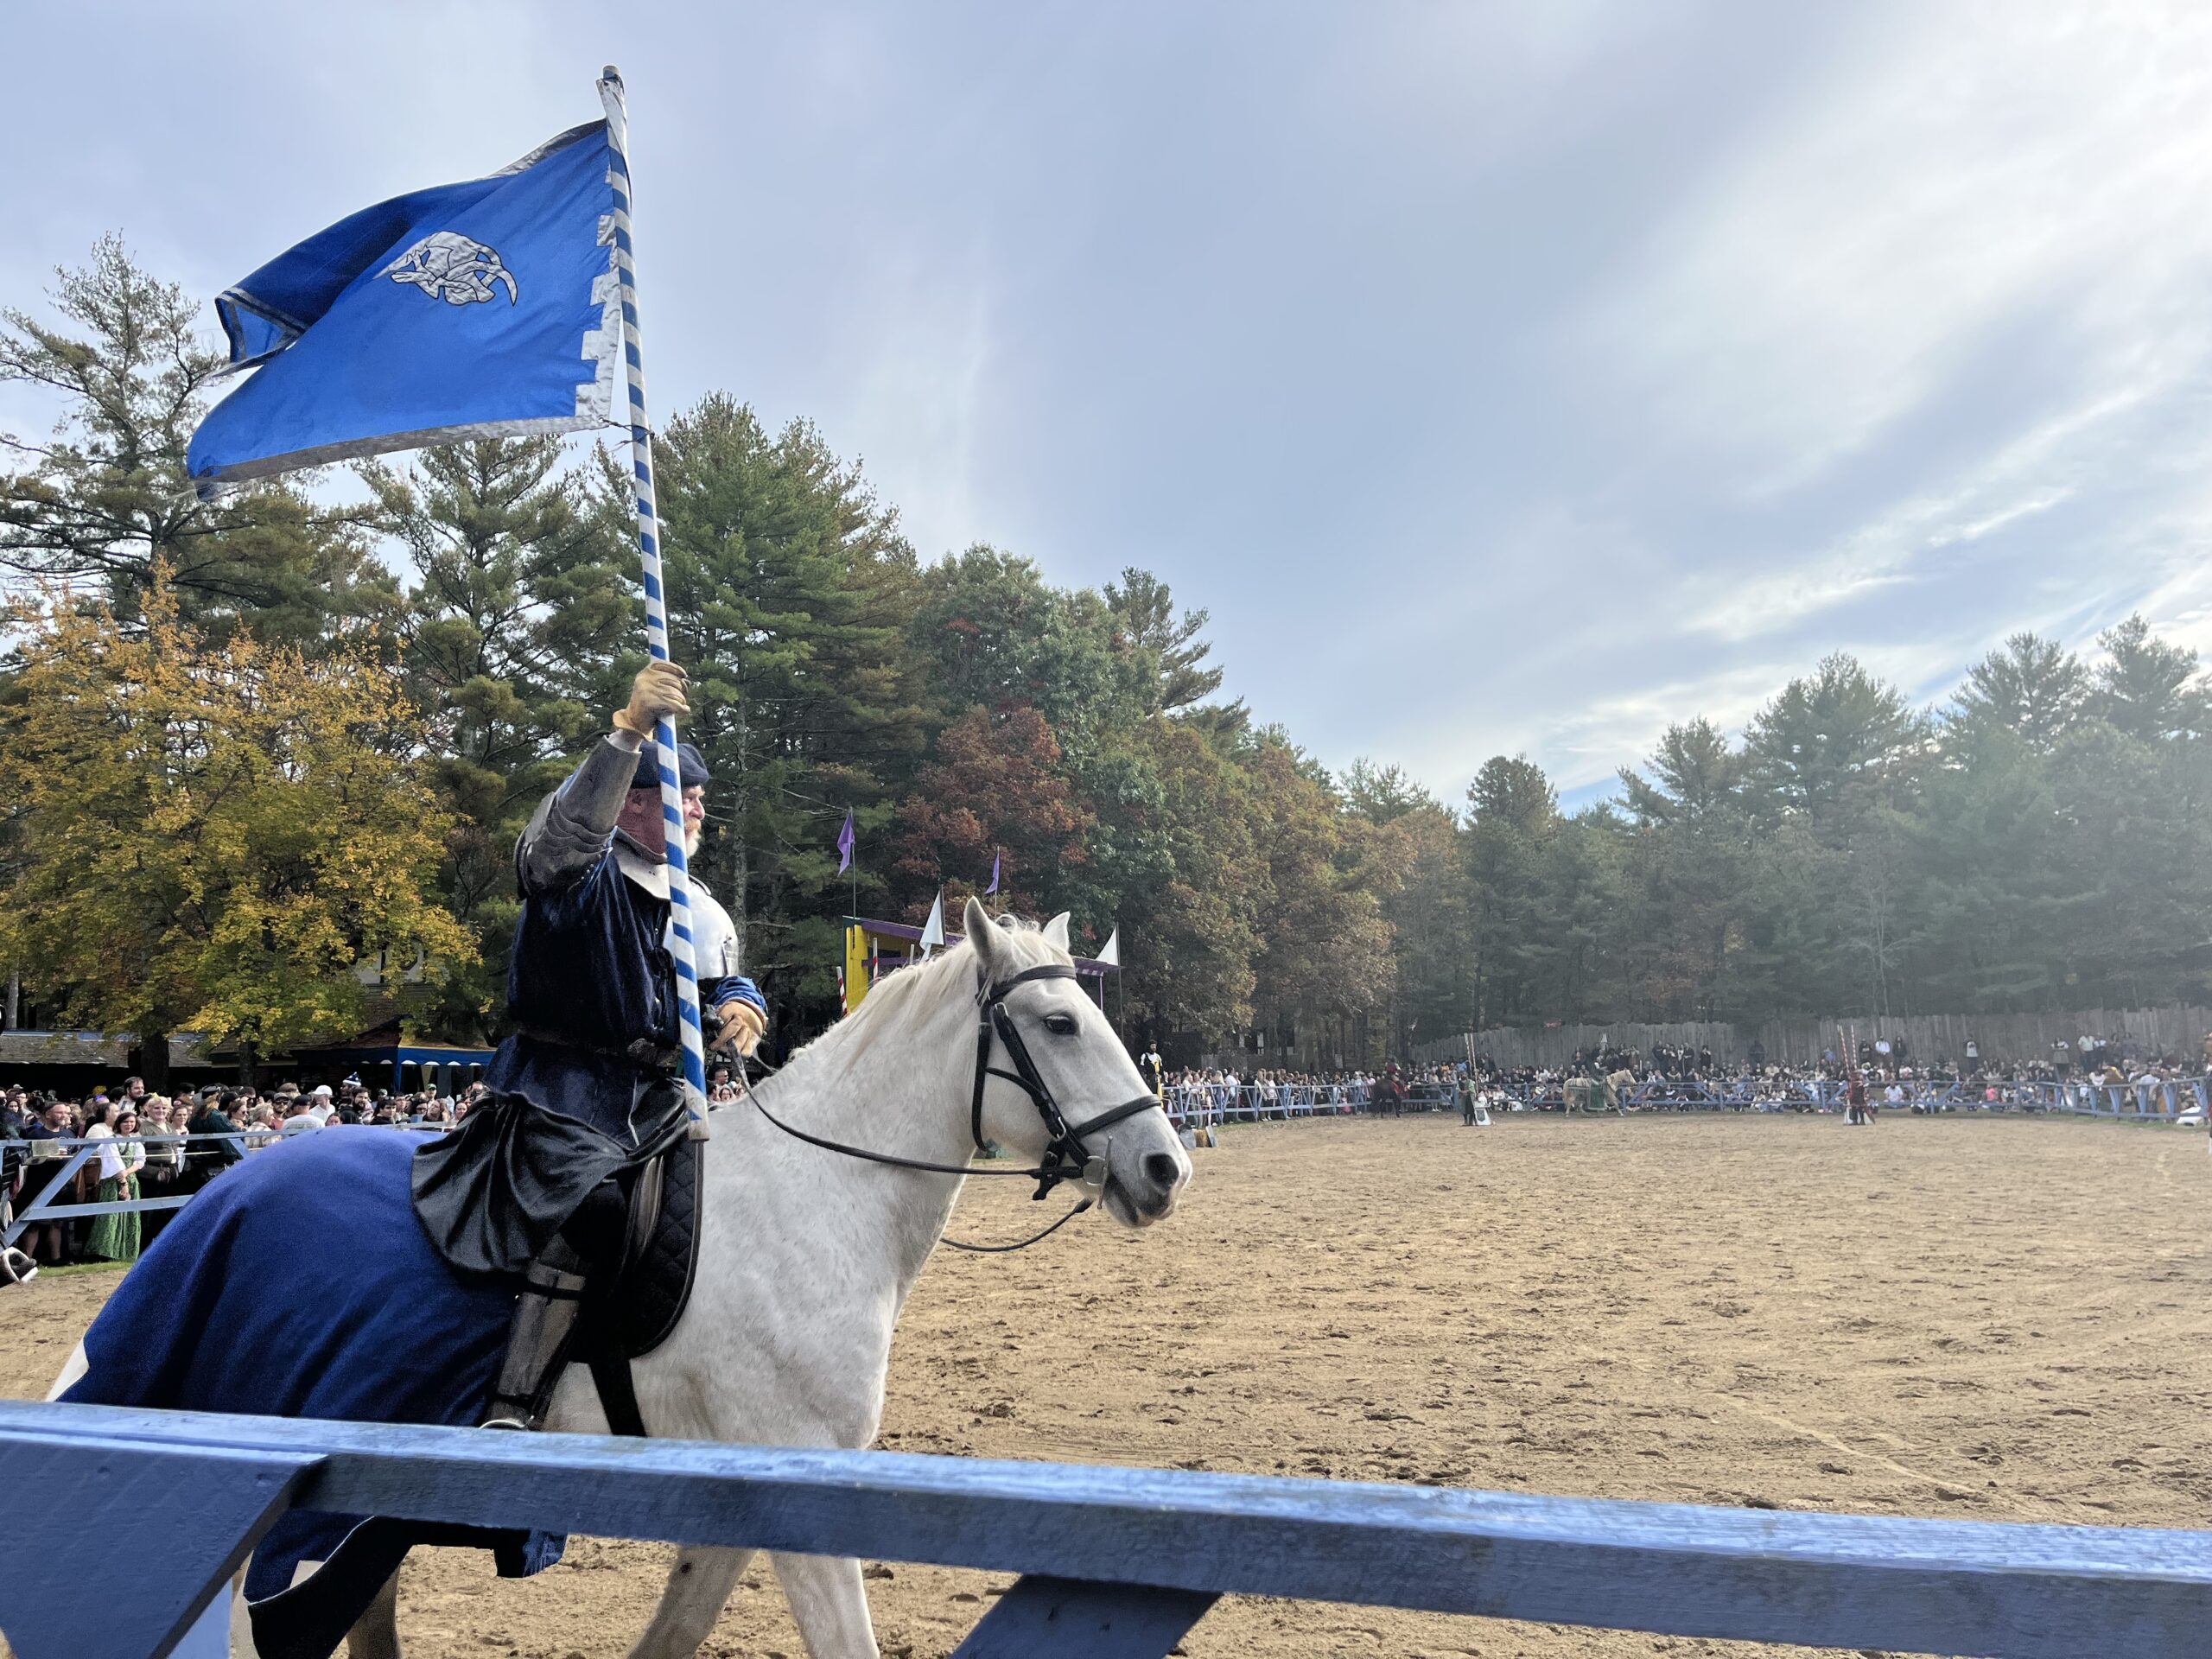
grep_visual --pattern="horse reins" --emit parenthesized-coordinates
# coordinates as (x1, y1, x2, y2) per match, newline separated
(741, 960, 1165, 1252)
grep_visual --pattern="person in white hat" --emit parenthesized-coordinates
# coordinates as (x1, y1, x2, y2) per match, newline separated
(280, 1091, 325, 1137)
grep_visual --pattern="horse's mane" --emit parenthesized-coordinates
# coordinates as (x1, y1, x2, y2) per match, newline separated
(766, 918, 1065, 1086)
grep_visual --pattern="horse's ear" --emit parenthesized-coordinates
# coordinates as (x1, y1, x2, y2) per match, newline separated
(1042, 912, 1071, 950)
(963, 897, 999, 969)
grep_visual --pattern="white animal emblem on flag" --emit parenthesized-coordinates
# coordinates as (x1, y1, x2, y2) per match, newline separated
(379, 232, 519, 306)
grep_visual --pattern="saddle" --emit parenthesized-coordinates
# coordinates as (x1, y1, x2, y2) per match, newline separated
(581, 1130, 705, 1435)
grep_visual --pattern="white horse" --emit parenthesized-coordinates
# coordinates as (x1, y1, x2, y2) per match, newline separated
(53, 900, 1192, 1659)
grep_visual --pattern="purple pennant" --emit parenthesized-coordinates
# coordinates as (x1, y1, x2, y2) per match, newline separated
(836, 809, 855, 874)
(985, 853, 1001, 895)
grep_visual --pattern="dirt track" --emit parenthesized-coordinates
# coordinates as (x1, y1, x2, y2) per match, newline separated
(7, 1113, 2209, 1657)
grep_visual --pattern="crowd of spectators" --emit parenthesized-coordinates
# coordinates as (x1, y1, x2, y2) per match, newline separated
(8, 1033, 2209, 1276)
(1150, 1031, 2212, 1125)
(1468, 1033, 2209, 1120)
(1485, 1029, 2212, 1090)
(1155, 1062, 1493, 1122)
(0, 1073, 488, 1272)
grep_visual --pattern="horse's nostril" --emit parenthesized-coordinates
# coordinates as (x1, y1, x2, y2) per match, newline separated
(1141, 1151, 1182, 1189)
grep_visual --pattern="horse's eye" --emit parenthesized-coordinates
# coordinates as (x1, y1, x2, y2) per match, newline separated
(1043, 1013, 1079, 1037)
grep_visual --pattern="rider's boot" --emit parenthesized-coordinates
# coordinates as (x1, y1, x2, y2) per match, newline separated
(480, 1237, 589, 1431)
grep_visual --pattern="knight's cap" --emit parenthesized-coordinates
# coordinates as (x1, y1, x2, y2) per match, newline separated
(632, 740, 709, 791)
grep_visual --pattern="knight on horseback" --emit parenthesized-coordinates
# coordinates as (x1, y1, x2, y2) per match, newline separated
(410, 659, 767, 1431)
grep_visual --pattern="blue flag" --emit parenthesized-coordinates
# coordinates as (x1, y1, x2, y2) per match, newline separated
(836, 809, 856, 874)
(187, 118, 624, 491)
(985, 853, 1001, 895)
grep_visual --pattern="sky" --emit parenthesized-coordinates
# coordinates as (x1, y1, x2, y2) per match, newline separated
(12, 2, 2212, 810)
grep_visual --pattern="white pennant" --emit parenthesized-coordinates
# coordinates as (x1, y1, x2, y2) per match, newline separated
(918, 887, 946, 957)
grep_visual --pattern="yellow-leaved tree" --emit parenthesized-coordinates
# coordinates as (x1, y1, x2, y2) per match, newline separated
(0, 569, 474, 1090)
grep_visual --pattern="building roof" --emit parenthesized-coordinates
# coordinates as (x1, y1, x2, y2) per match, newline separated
(0, 1031, 219, 1068)
(0, 1023, 491, 1071)
(291, 1045, 497, 1066)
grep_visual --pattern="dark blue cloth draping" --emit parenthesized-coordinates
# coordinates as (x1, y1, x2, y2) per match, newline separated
(58, 1127, 558, 1599)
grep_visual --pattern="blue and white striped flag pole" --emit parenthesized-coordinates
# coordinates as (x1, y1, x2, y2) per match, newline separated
(600, 66, 709, 1134)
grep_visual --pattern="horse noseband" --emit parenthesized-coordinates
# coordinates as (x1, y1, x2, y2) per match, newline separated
(971, 963, 1161, 1199)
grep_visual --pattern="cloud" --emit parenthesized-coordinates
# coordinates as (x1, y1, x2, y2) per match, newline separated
(1688, 389, 2145, 644)
(13, 2, 2212, 815)
(1540, 662, 1796, 789)
(1589, 4, 2212, 494)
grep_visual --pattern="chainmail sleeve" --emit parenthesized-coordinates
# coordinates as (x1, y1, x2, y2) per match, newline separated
(515, 734, 641, 895)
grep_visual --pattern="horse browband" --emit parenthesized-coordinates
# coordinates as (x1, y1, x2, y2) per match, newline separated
(970, 963, 1162, 1200)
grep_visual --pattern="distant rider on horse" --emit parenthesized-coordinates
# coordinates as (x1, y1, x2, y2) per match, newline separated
(411, 660, 766, 1429)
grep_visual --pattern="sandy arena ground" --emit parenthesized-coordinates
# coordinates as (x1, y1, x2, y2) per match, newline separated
(6, 1112, 2209, 1657)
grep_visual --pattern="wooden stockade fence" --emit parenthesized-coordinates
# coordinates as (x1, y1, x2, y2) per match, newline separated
(3, 1401, 2209, 1657)
(1409, 1003, 2212, 1072)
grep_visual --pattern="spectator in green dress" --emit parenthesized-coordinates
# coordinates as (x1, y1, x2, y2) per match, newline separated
(85, 1103, 145, 1262)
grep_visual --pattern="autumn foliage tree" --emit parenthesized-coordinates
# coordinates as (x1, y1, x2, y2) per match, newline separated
(365, 435, 635, 1037)
(0, 236, 390, 642)
(0, 574, 471, 1087)
(893, 705, 1095, 918)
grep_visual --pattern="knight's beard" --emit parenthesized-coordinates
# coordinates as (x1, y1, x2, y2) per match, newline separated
(616, 791, 703, 861)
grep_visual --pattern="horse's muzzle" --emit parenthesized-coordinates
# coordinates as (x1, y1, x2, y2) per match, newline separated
(1103, 1150, 1186, 1227)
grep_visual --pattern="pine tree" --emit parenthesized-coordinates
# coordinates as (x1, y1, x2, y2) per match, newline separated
(2092, 614, 2206, 742)
(1112, 716, 1262, 1041)
(642, 396, 926, 1027)
(1743, 654, 1922, 830)
(1103, 567, 1225, 713)
(1618, 721, 1754, 1019)
(0, 238, 388, 643)
(1463, 755, 1557, 1026)
(363, 436, 634, 1036)
(1947, 633, 2088, 754)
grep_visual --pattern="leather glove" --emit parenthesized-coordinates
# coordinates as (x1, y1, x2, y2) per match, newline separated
(715, 999, 766, 1058)
(613, 660, 690, 738)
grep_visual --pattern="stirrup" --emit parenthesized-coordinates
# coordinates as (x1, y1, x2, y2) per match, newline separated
(0, 1246, 35, 1287)
(477, 1390, 559, 1433)
(479, 1257, 590, 1431)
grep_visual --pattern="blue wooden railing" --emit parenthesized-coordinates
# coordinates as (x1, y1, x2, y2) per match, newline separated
(3, 1400, 2208, 1658)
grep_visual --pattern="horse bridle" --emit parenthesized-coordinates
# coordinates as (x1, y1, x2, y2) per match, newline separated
(741, 959, 1166, 1248)
(969, 963, 1163, 1201)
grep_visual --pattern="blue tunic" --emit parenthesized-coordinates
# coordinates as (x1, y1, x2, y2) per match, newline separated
(485, 844, 738, 1144)
(411, 738, 765, 1274)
